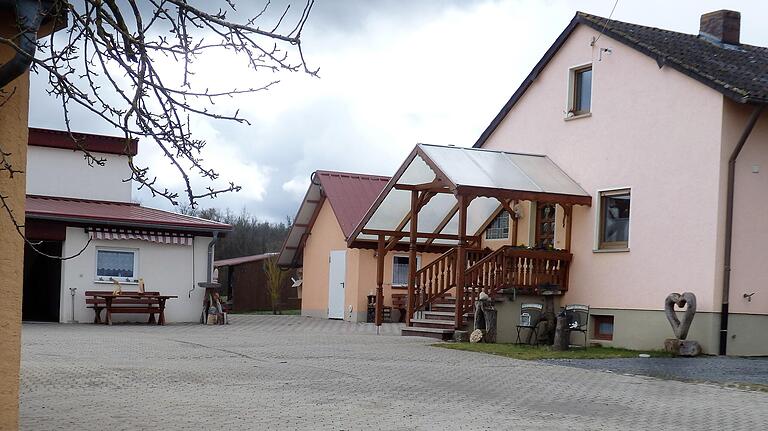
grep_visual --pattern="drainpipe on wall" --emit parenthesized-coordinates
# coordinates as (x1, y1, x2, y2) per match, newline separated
(720, 105, 764, 356)
(207, 231, 219, 283)
(0, 0, 56, 87)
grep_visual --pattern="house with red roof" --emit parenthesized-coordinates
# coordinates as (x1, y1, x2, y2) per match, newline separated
(22, 128, 231, 323)
(278, 170, 442, 322)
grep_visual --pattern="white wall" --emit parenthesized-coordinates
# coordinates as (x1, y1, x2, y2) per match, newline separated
(26, 146, 133, 202)
(59, 227, 213, 323)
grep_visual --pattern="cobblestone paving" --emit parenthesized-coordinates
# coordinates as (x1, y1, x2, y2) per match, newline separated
(21, 316, 768, 430)
(541, 356, 768, 385)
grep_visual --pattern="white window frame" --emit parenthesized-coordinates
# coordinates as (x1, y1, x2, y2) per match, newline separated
(593, 187, 631, 252)
(566, 62, 593, 119)
(95, 247, 140, 283)
(391, 254, 422, 288)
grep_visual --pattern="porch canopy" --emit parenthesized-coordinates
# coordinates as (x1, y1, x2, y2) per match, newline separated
(347, 144, 592, 252)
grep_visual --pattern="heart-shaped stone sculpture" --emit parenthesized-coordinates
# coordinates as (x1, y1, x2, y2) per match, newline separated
(664, 292, 697, 340)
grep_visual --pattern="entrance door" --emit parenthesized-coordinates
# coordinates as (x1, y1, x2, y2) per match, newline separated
(23, 241, 63, 322)
(327, 250, 346, 319)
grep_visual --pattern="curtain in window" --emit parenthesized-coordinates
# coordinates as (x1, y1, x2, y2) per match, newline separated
(392, 257, 409, 286)
(97, 250, 135, 278)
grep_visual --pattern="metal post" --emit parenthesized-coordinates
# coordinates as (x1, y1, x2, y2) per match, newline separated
(68, 287, 77, 323)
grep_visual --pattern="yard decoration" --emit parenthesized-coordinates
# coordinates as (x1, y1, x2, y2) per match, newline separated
(472, 292, 497, 343)
(663, 292, 701, 356)
(110, 278, 122, 295)
(264, 256, 290, 315)
(469, 329, 484, 343)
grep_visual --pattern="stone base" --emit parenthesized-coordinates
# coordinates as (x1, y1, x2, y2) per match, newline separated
(453, 330, 469, 342)
(664, 338, 702, 357)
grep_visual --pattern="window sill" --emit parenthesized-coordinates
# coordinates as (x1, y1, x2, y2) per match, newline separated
(94, 279, 139, 285)
(391, 285, 408, 290)
(592, 248, 629, 253)
(564, 112, 592, 121)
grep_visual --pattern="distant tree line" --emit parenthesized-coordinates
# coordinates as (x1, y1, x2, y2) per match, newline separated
(180, 207, 291, 260)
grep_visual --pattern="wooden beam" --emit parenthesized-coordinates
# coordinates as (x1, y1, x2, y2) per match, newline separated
(361, 229, 471, 241)
(375, 236, 385, 327)
(457, 186, 592, 207)
(393, 179, 450, 192)
(406, 190, 419, 327)
(385, 191, 436, 251)
(454, 194, 468, 329)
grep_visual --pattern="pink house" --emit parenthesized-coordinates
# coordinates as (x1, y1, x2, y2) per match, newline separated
(347, 10, 768, 355)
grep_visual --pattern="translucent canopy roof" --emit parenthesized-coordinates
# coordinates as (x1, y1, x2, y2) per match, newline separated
(348, 144, 591, 250)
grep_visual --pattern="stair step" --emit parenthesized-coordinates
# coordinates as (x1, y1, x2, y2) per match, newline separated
(410, 318, 455, 329)
(401, 326, 454, 340)
(433, 297, 456, 304)
(432, 303, 455, 310)
(423, 311, 455, 321)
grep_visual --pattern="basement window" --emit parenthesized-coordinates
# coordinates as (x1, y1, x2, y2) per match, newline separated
(592, 315, 614, 341)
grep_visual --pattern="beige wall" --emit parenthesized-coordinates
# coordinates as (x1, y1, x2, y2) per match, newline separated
(0, 13, 31, 428)
(481, 24, 725, 318)
(301, 199, 440, 321)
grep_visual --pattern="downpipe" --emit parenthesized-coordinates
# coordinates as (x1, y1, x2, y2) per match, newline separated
(0, 0, 56, 87)
(720, 105, 764, 356)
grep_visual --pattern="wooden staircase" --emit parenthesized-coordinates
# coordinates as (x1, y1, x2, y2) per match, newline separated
(401, 245, 573, 340)
(400, 295, 458, 340)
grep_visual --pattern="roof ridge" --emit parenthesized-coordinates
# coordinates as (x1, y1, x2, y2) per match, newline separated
(315, 169, 390, 180)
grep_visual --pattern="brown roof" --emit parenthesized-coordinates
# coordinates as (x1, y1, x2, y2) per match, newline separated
(29, 127, 139, 156)
(277, 170, 390, 268)
(26, 195, 231, 232)
(214, 253, 277, 267)
(315, 170, 390, 239)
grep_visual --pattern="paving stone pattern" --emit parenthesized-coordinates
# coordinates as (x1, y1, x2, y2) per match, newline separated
(21, 316, 768, 430)
(541, 356, 768, 385)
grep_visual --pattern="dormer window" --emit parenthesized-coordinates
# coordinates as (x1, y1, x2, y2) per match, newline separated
(568, 64, 592, 117)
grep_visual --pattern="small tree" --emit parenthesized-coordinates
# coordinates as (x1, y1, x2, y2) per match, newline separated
(263, 255, 289, 315)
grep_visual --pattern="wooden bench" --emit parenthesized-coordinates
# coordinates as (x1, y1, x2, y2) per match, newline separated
(85, 291, 176, 325)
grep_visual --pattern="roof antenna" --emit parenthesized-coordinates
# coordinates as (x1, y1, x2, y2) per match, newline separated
(591, 0, 619, 47)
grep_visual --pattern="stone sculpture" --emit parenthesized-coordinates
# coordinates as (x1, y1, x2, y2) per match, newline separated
(473, 292, 497, 343)
(663, 292, 701, 356)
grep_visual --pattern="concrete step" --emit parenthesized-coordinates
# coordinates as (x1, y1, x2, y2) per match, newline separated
(410, 318, 455, 329)
(423, 311, 455, 321)
(401, 326, 454, 340)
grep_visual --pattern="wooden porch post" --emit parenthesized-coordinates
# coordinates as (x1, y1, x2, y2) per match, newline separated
(511, 200, 519, 246)
(406, 190, 419, 326)
(375, 235, 385, 327)
(454, 194, 468, 329)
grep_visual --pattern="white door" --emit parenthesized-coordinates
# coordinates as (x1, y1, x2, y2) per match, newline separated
(328, 250, 346, 319)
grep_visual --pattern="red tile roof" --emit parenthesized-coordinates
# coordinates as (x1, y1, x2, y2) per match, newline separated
(26, 195, 231, 232)
(213, 252, 277, 267)
(28, 128, 139, 156)
(315, 170, 390, 239)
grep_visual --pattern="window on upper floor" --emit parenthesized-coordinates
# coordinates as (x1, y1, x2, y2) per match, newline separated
(597, 189, 631, 251)
(485, 211, 510, 240)
(568, 64, 592, 116)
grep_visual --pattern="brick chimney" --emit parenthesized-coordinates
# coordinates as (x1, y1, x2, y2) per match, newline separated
(699, 10, 740, 45)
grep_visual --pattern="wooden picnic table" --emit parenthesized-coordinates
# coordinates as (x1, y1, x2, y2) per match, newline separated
(85, 291, 178, 325)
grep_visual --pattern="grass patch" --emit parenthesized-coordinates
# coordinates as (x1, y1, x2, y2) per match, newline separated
(230, 309, 301, 315)
(434, 342, 672, 360)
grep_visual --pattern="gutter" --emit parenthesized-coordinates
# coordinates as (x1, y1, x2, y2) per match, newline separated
(0, 0, 56, 87)
(720, 105, 764, 356)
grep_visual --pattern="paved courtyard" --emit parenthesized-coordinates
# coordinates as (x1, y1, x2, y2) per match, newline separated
(21, 316, 768, 430)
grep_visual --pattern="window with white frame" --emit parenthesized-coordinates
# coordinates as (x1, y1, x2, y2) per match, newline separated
(392, 255, 420, 287)
(597, 189, 630, 250)
(96, 248, 138, 282)
(568, 64, 592, 116)
(485, 211, 510, 240)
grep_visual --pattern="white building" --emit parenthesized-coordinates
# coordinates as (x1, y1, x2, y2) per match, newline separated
(23, 128, 231, 323)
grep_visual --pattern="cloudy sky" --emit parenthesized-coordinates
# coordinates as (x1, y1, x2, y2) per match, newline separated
(27, 0, 768, 222)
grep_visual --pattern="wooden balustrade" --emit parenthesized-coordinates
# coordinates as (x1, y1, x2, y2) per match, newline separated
(411, 245, 572, 329)
(460, 246, 572, 319)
